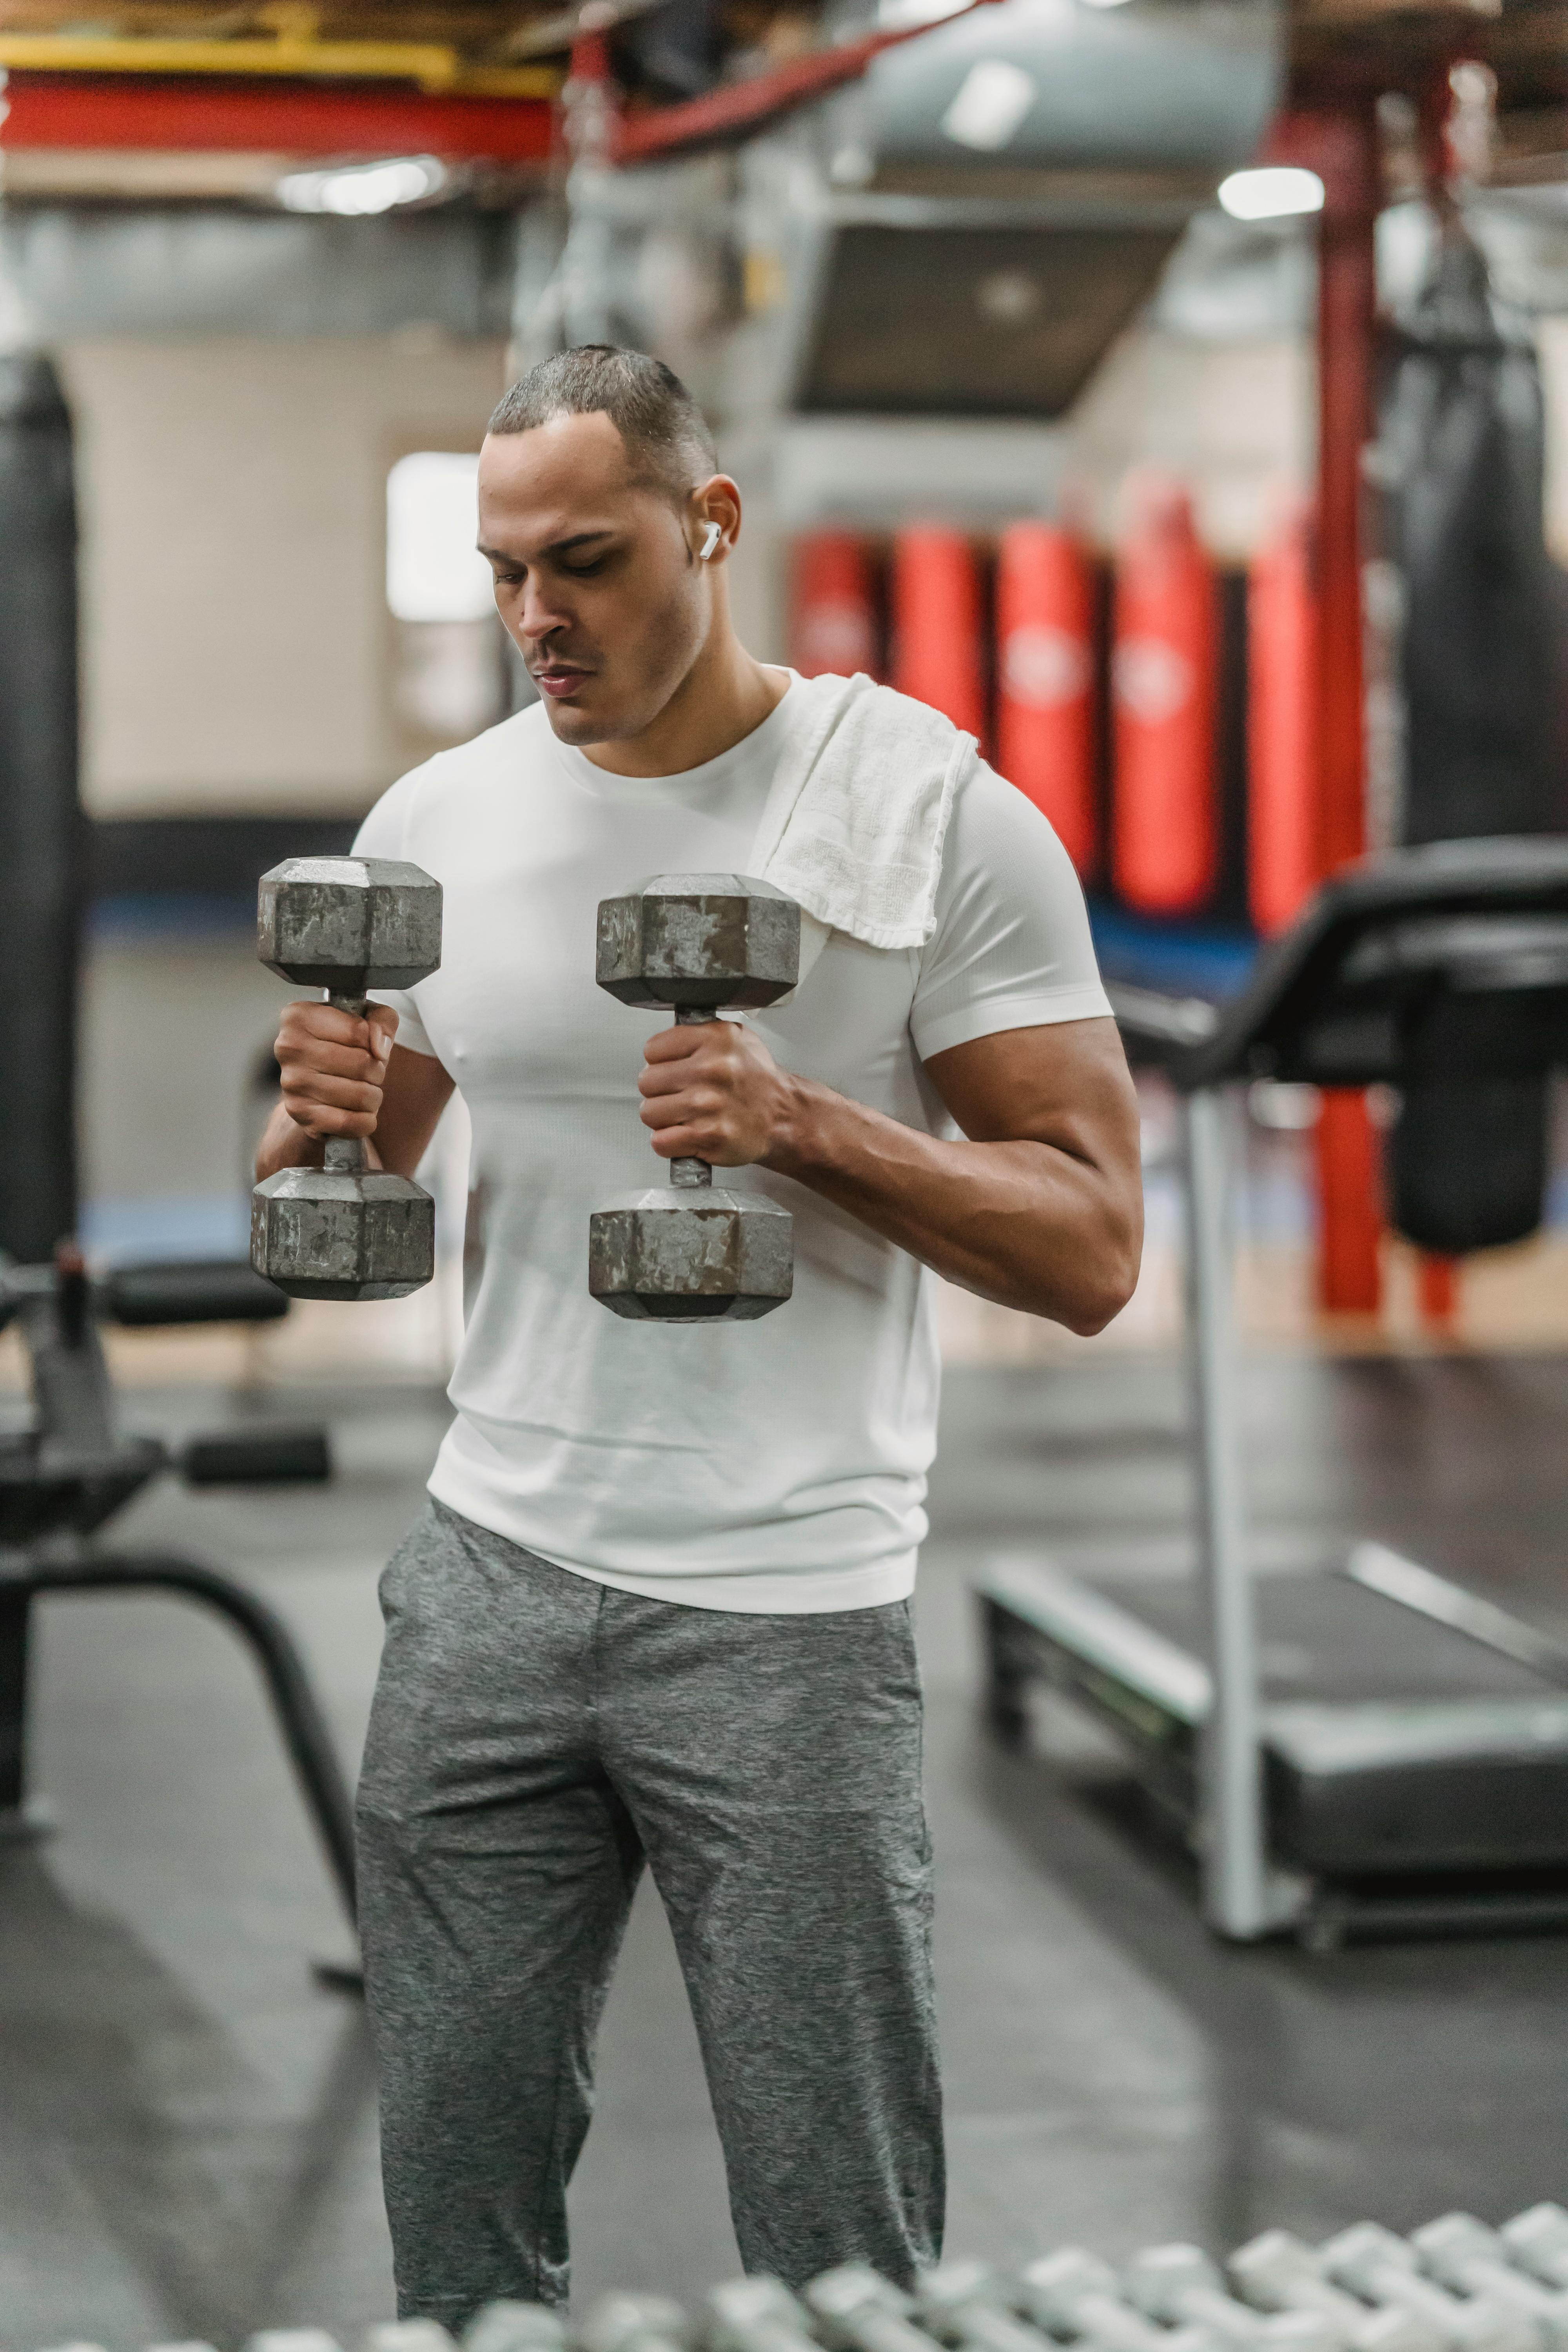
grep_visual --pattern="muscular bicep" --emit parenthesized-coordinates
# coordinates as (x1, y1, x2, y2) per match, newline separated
(924, 1016, 1142, 1183)
(374, 1043, 457, 1178)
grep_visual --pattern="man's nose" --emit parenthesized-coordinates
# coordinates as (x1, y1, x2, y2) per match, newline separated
(517, 581, 570, 643)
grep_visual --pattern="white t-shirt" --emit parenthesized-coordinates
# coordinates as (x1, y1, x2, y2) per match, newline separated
(354, 676, 1111, 1613)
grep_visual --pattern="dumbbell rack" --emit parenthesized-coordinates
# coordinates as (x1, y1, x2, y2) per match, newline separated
(0, 1251, 360, 1975)
(26, 2201, 1568, 2352)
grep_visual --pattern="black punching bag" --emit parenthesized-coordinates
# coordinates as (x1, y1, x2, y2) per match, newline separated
(0, 351, 81, 1263)
(1376, 219, 1556, 1254)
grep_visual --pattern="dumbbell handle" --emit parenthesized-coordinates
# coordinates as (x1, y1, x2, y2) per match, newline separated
(670, 1006, 715, 1190)
(325, 992, 372, 1176)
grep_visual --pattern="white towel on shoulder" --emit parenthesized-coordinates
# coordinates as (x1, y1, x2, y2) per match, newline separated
(748, 671, 979, 985)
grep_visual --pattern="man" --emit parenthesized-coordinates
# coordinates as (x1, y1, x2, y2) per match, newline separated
(257, 345, 1142, 2321)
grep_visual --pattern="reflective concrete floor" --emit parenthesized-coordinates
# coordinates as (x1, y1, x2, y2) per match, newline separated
(6, 1355, 1568, 2347)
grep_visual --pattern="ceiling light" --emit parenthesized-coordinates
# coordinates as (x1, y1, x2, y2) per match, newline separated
(1217, 166, 1325, 222)
(278, 156, 447, 217)
(940, 60, 1038, 154)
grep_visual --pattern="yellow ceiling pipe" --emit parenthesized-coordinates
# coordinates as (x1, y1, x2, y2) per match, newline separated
(0, 25, 561, 94)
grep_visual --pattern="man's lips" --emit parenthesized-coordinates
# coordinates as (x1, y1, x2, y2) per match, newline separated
(534, 666, 591, 700)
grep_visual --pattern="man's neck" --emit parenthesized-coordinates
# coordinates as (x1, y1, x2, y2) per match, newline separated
(582, 632, 789, 780)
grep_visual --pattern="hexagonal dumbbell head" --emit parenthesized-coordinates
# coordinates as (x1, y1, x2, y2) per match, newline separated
(596, 872, 799, 1012)
(258, 856, 443, 997)
(251, 1163, 438, 1301)
(589, 1182, 793, 1322)
(591, 873, 801, 1324)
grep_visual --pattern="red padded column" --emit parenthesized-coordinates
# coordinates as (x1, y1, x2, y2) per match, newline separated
(892, 527, 985, 742)
(1316, 1089, 1382, 1314)
(1247, 500, 1318, 937)
(995, 521, 1097, 875)
(1418, 1253, 1458, 1331)
(790, 531, 878, 681)
(1110, 479, 1217, 915)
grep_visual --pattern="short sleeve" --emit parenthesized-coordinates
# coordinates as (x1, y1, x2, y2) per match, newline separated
(910, 760, 1112, 1063)
(353, 769, 441, 1059)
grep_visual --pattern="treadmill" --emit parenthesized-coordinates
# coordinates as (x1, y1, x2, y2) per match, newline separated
(976, 837, 1568, 1947)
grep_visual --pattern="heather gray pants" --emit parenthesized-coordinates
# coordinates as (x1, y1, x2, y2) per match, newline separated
(356, 1498, 943, 2324)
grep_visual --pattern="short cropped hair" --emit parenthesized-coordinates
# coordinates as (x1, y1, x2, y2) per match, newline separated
(488, 345, 717, 505)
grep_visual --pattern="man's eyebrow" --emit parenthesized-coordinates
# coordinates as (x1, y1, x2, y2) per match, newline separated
(478, 528, 618, 564)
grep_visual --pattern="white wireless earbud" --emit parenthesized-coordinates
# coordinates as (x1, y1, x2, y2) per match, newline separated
(699, 521, 722, 561)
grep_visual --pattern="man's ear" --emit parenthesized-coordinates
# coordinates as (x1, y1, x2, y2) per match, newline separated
(690, 475, 742, 564)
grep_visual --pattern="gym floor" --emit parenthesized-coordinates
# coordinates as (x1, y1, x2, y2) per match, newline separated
(6, 1350, 1568, 2350)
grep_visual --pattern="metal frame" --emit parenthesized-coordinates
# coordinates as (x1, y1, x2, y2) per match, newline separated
(1182, 1087, 1303, 1940)
(0, 1546, 358, 1938)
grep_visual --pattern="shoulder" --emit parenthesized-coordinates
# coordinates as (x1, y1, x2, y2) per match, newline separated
(352, 706, 549, 858)
(938, 757, 1075, 891)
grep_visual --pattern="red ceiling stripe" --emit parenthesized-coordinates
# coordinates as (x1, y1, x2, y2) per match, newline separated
(1, 73, 556, 160)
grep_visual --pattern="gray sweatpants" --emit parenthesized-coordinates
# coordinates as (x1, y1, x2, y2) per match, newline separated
(356, 1498, 944, 2323)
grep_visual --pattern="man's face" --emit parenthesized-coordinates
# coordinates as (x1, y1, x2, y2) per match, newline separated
(477, 410, 712, 747)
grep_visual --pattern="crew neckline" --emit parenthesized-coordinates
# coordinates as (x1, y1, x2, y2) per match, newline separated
(548, 670, 797, 803)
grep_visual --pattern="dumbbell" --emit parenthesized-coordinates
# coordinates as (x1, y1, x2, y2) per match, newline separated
(1230, 2232, 1440, 2352)
(1126, 2246, 1337, 2352)
(590, 872, 800, 1322)
(578, 2299, 691, 2352)
(804, 2264, 945, 2352)
(463, 2306, 567, 2352)
(1019, 2249, 1209, 2352)
(705, 2279, 820, 2352)
(1504, 2212, 1568, 2295)
(1321, 2226, 1534, 2352)
(251, 857, 443, 1299)
(1413, 2219, 1568, 2350)
(914, 2261, 1062, 2352)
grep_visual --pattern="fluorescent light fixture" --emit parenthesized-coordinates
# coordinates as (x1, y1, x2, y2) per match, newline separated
(278, 155, 446, 216)
(941, 59, 1037, 153)
(386, 451, 494, 624)
(1217, 165, 1325, 222)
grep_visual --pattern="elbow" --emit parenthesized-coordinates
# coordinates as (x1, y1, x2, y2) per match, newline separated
(1051, 1209, 1143, 1338)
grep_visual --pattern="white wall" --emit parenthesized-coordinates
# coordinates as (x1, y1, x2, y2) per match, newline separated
(61, 334, 507, 819)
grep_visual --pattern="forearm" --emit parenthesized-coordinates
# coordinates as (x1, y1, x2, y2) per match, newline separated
(766, 1080, 1142, 1334)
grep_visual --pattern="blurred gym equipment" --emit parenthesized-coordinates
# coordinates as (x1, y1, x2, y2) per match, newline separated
(1375, 221, 1559, 1261)
(790, 533, 878, 686)
(978, 838, 1568, 1946)
(1110, 481, 1219, 919)
(995, 522, 1098, 883)
(779, 0, 1281, 420)
(252, 855, 443, 1301)
(590, 873, 800, 1323)
(0, 350, 79, 1269)
(892, 531, 986, 747)
(29, 2207, 1568, 2352)
(0, 1247, 356, 1948)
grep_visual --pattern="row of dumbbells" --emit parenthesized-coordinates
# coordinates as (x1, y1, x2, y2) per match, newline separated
(40, 2203, 1568, 2352)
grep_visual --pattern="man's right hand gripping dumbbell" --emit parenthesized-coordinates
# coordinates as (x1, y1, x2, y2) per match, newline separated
(252, 856, 448, 1300)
